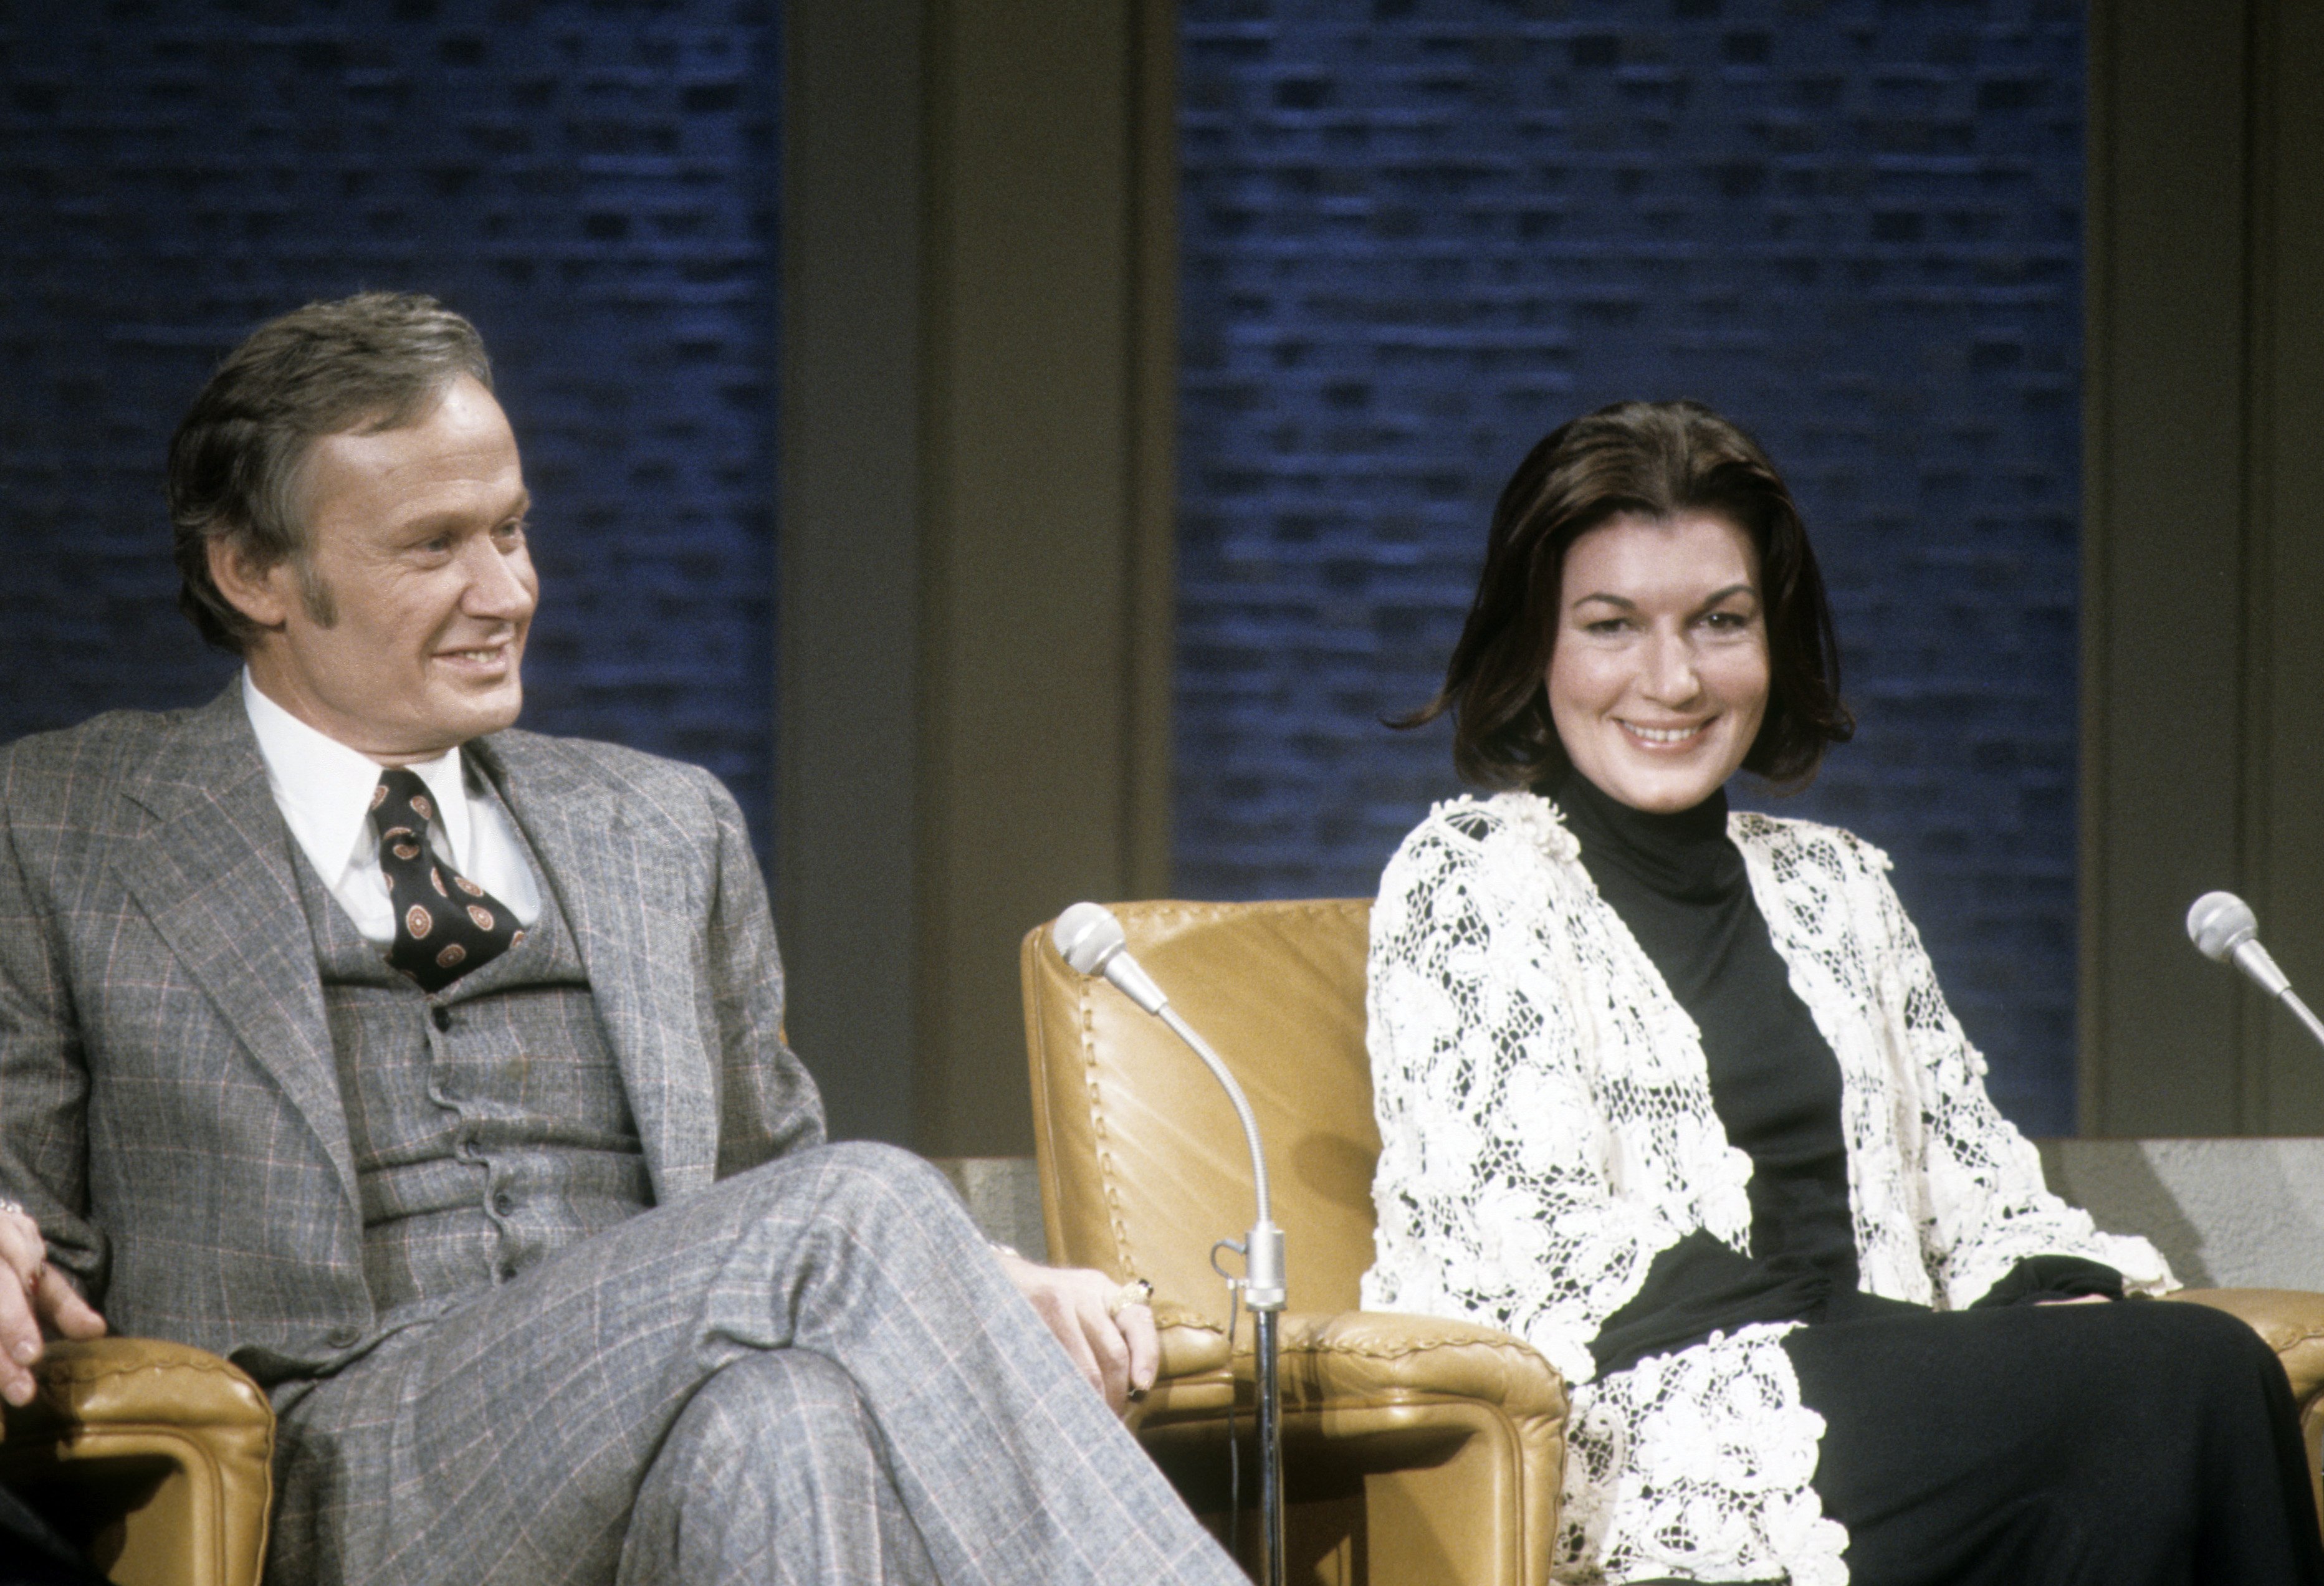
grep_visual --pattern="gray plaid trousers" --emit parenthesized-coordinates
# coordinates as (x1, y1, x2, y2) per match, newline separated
(267, 1142, 1240, 1586)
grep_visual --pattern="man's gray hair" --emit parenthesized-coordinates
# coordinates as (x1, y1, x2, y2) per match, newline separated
(168, 291, 494, 654)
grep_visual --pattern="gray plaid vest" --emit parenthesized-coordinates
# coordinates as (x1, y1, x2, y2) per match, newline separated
(290, 790, 651, 1328)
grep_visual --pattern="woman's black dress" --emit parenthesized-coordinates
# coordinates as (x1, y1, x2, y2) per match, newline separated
(1551, 767, 2323, 1586)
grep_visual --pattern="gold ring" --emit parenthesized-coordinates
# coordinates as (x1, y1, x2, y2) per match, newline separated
(1106, 1278, 1153, 1319)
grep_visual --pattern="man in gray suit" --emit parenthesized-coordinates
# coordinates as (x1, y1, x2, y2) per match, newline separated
(0, 294, 1236, 1585)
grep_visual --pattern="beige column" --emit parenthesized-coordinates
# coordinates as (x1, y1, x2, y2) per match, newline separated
(2082, 0, 2324, 1134)
(780, 0, 1177, 1154)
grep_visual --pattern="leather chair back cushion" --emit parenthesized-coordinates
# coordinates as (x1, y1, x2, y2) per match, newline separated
(1022, 899, 1376, 1330)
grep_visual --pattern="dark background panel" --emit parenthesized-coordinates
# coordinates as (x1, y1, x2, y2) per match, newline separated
(1174, 0, 2085, 1132)
(0, 0, 780, 866)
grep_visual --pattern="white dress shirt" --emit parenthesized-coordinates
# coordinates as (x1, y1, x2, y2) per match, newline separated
(242, 671, 543, 946)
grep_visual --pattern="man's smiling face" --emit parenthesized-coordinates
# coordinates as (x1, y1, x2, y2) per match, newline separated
(220, 374, 538, 765)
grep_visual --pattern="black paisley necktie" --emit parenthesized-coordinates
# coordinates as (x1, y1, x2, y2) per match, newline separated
(368, 767, 522, 992)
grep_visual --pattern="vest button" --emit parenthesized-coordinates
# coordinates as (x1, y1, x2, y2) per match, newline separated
(325, 1325, 361, 1349)
(493, 1191, 515, 1215)
(431, 1006, 453, 1033)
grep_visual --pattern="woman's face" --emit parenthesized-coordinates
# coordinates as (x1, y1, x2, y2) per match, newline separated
(1546, 510, 1770, 813)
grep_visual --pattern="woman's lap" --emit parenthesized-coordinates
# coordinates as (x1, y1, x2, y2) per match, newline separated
(1782, 1298, 2321, 1586)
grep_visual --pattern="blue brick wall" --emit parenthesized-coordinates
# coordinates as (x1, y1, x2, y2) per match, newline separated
(1177, 0, 2085, 1131)
(0, 1, 779, 866)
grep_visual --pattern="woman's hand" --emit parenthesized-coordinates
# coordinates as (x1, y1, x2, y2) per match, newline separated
(993, 1248, 1157, 1414)
(0, 1202, 105, 1407)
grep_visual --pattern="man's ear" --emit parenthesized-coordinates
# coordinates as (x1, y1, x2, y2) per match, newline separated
(205, 535, 294, 632)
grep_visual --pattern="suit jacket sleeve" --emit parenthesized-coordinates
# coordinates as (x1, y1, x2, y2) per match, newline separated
(0, 748, 104, 1295)
(696, 768, 826, 1177)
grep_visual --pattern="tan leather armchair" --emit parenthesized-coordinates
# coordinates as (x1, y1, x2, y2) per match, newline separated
(1023, 899, 1567, 1586)
(1023, 898, 2324, 1585)
(0, 1337, 272, 1586)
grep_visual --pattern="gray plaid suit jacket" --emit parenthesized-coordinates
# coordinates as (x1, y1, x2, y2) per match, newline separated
(0, 683, 825, 1384)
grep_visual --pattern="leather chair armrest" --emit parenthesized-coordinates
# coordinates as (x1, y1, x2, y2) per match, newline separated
(1140, 1308, 1566, 1586)
(1, 1337, 274, 1586)
(1268, 1310, 1569, 1421)
(1154, 1302, 1232, 1383)
(1147, 1304, 1567, 1421)
(7, 1337, 275, 1439)
(2163, 1288, 2324, 1403)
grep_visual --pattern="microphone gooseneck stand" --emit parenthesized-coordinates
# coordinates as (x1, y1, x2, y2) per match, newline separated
(2275, 986, 2324, 1051)
(1052, 904, 1286, 1586)
(1155, 1003, 1286, 1586)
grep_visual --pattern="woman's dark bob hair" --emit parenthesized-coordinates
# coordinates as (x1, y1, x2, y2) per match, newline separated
(1403, 399, 1853, 791)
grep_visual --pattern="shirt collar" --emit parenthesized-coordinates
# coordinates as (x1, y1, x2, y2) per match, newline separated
(240, 669, 474, 881)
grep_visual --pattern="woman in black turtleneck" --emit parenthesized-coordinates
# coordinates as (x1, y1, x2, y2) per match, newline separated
(1364, 400, 2323, 1585)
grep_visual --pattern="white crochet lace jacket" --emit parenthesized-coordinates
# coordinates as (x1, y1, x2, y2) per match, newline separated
(1361, 792, 2173, 1585)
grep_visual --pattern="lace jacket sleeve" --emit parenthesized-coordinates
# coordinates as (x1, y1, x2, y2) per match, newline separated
(1362, 799, 1713, 1385)
(1856, 846, 2173, 1306)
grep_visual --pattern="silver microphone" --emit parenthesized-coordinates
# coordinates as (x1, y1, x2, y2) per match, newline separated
(2187, 890, 2324, 1049)
(1051, 901, 1169, 1014)
(2187, 891, 2292, 996)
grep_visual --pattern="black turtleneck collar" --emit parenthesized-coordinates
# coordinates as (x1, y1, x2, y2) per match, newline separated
(1545, 762, 1744, 907)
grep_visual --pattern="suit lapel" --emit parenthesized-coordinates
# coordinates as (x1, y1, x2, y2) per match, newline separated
(477, 735, 719, 1201)
(113, 688, 360, 1209)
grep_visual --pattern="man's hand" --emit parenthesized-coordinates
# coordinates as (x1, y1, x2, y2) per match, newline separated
(994, 1249, 1157, 1415)
(0, 1203, 105, 1408)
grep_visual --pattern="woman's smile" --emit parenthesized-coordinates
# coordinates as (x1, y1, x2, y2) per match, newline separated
(1618, 717, 1714, 748)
